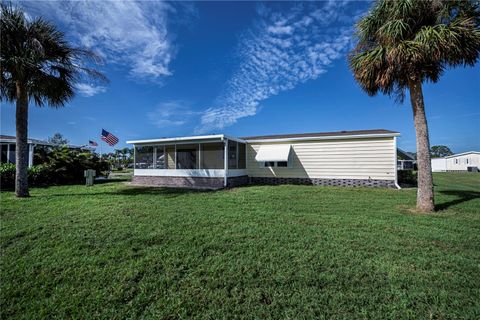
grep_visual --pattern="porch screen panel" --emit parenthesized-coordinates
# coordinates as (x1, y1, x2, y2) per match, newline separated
(176, 144, 198, 169)
(228, 141, 237, 169)
(0, 144, 7, 163)
(154, 146, 165, 169)
(165, 146, 175, 169)
(8, 145, 15, 163)
(135, 146, 153, 169)
(201, 143, 224, 169)
(238, 142, 246, 169)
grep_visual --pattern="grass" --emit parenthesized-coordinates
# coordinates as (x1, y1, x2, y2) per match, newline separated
(1, 173, 479, 319)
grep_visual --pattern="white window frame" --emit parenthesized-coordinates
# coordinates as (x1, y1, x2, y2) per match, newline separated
(261, 154, 293, 168)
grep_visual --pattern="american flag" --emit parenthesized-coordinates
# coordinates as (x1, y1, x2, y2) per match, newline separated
(101, 129, 119, 146)
(89, 140, 98, 147)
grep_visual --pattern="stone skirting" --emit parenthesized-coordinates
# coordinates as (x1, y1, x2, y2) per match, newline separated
(131, 175, 395, 189)
(227, 175, 249, 188)
(131, 175, 250, 189)
(248, 177, 396, 188)
(132, 175, 224, 189)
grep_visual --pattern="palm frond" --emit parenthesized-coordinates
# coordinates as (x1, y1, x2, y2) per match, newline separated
(349, 0, 480, 101)
(0, 3, 108, 107)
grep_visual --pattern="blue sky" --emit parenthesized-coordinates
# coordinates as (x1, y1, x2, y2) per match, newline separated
(1, 1, 479, 153)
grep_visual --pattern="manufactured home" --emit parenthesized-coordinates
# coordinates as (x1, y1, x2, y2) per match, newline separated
(127, 129, 401, 189)
(431, 151, 480, 172)
(0, 135, 53, 167)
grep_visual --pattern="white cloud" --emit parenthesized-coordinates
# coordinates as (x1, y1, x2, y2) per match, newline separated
(76, 83, 107, 97)
(21, 0, 181, 81)
(148, 101, 199, 128)
(196, 2, 364, 133)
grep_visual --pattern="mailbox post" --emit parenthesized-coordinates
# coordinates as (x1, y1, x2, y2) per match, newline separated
(84, 169, 96, 186)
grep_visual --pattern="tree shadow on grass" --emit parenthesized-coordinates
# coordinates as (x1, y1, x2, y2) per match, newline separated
(34, 185, 214, 200)
(115, 186, 213, 196)
(436, 190, 480, 211)
(94, 178, 129, 184)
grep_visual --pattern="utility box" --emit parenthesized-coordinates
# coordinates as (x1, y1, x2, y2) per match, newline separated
(84, 169, 96, 186)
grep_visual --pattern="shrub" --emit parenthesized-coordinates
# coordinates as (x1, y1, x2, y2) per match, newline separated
(0, 147, 111, 189)
(398, 170, 418, 186)
(0, 163, 16, 190)
(28, 164, 53, 186)
(45, 147, 110, 184)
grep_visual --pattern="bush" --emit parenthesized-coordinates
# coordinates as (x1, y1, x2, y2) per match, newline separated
(0, 163, 16, 189)
(28, 164, 53, 186)
(398, 170, 417, 186)
(44, 147, 110, 184)
(0, 147, 111, 189)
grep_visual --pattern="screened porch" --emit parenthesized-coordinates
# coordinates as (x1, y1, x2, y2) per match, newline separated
(129, 135, 247, 181)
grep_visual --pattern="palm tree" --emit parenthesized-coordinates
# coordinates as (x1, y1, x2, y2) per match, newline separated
(0, 4, 107, 197)
(349, 0, 480, 212)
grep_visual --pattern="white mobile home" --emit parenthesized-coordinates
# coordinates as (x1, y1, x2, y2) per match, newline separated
(0, 135, 53, 167)
(127, 129, 401, 189)
(431, 151, 480, 172)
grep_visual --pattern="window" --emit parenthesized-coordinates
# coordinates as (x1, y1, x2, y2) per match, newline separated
(455, 159, 459, 164)
(135, 146, 154, 169)
(238, 143, 246, 169)
(264, 161, 289, 167)
(8, 144, 15, 163)
(176, 144, 198, 169)
(201, 143, 224, 169)
(0, 144, 7, 163)
(228, 142, 237, 169)
(466, 158, 469, 164)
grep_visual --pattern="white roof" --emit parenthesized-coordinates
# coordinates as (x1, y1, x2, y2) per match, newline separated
(255, 144, 291, 162)
(445, 151, 480, 159)
(127, 134, 245, 145)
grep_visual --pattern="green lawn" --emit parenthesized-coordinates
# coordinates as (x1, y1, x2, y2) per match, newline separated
(1, 173, 479, 319)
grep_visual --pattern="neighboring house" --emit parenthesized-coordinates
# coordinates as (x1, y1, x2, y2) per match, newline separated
(127, 129, 401, 189)
(397, 148, 416, 170)
(431, 151, 480, 172)
(0, 135, 53, 167)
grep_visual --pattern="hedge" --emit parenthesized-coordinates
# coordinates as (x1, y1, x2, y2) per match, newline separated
(0, 147, 110, 190)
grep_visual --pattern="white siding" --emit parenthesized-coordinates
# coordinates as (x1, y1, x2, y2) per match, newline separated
(431, 158, 447, 172)
(445, 153, 480, 171)
(246, 137, 396, 180)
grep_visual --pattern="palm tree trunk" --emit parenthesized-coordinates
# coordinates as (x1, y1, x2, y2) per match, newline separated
(15, 82, 30, 197)
(409, 79, 434, 212)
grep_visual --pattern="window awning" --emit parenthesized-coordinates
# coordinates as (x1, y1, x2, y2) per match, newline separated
(255, 145, 291, 162)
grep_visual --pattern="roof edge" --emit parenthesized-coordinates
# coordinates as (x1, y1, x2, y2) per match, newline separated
(444, 151, 480, 158)
(244, 132, 400, 143)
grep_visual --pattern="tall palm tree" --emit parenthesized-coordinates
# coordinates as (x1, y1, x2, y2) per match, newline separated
(349, 0, 480, 212)
(1, 4, 107, 197)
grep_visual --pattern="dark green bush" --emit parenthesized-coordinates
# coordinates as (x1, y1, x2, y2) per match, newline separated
(0, 163, 16, 189)
(398, 170, 418, 186)
(0, 147, 110, 189)
(28, 164, 53, 186)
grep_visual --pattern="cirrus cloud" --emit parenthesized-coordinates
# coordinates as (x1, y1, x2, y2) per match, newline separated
(196, 1, 367, 133)
(20, 1, 193, 85)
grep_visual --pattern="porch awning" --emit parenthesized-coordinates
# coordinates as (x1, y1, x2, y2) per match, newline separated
(255, 145, 291, 162)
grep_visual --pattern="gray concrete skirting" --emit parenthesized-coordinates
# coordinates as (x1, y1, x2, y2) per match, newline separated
(249, 177, 396, 188)
(131, 175, 250, 189)
(132, 175, 395, 189)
